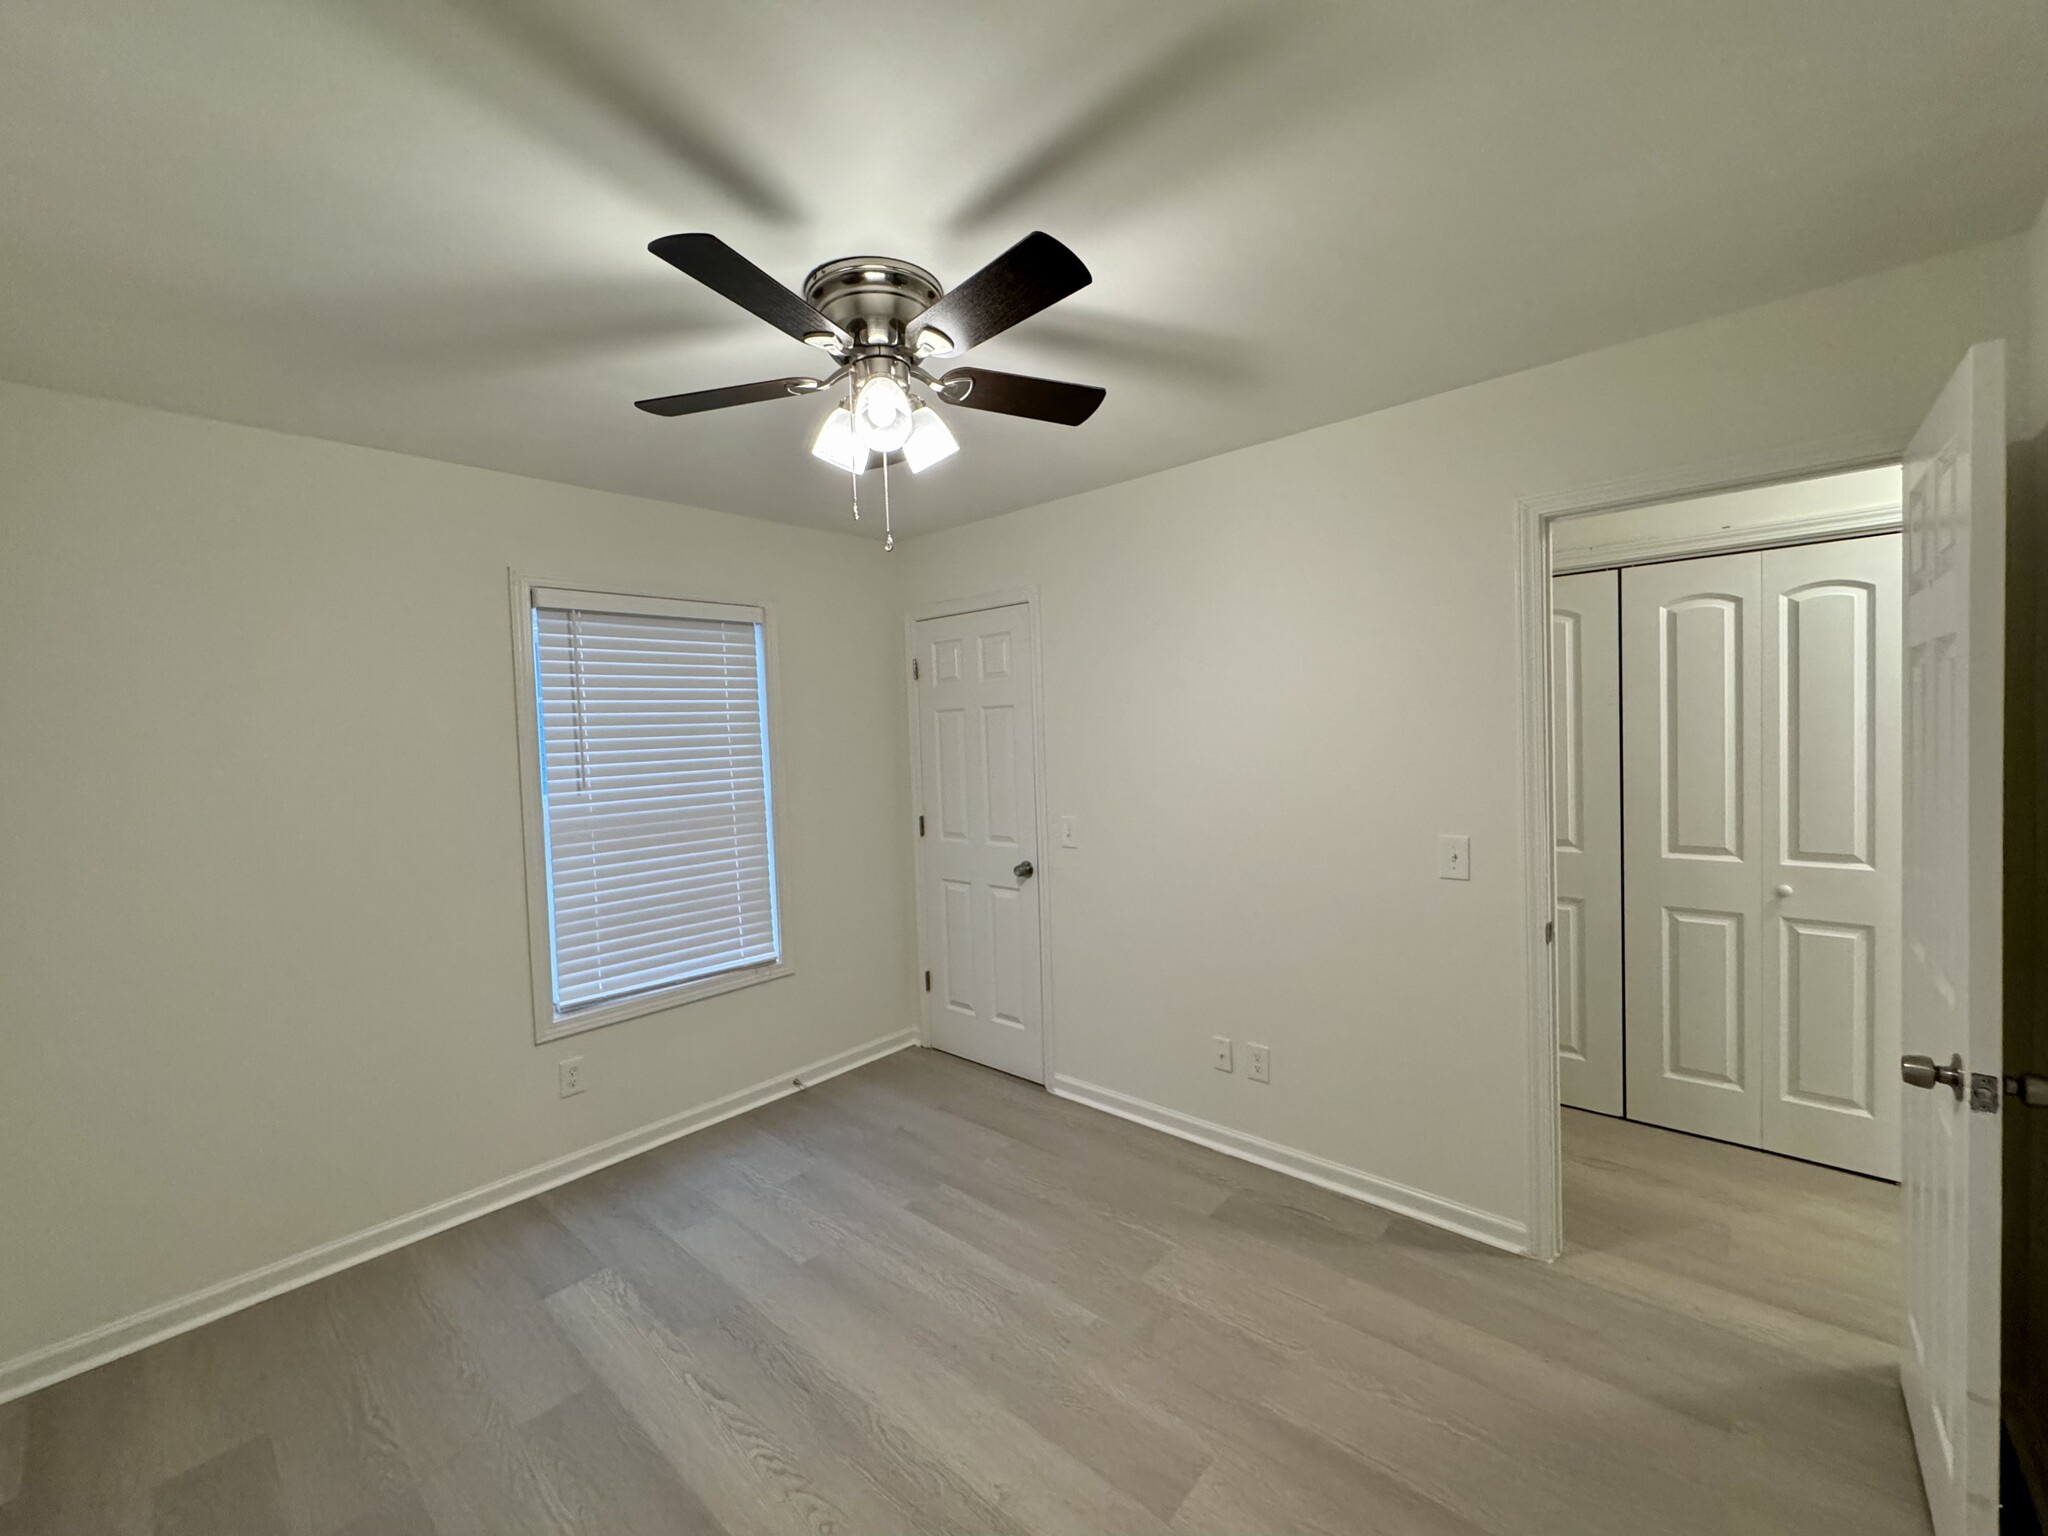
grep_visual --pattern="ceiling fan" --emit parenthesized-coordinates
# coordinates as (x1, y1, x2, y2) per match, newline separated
(634, 231, 1105, 540)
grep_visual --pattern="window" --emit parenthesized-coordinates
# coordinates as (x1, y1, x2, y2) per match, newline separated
(513, 582, 786, 1039)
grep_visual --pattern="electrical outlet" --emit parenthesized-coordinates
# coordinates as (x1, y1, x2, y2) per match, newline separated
(1212, 1035, 1234, 1073)
(1059, 815, 1079, 849)
(558, 1056, 585, 1098)
(1437, 833, 1471, 881)
(1247, 1043, 1271, 1083)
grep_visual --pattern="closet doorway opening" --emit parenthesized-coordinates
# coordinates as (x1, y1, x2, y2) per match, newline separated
(1541, 458, 1909, 1359)
(1548, 464, 1905, 1176)
(1518, 344, 2010, 1533)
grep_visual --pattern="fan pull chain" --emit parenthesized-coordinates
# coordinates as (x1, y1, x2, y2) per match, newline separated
(881, 447, 894, 552)
(845, 378, 860, 523)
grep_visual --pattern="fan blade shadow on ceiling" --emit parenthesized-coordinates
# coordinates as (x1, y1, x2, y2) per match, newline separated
(262, 277, 744, 370)
(341, 0, 798, 223)
(947, 7, 1318, 232)
(997, 311, 1254, 385)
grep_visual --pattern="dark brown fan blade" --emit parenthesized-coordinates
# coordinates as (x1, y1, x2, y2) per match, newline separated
(634, 377, 821, 417)
(937, 368, 1104, 426)
(911, 233, 1091, 354)
(648, 234, 849, 348)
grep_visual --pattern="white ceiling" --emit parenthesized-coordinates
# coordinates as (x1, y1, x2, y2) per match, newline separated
(3, 1, 2045, 536)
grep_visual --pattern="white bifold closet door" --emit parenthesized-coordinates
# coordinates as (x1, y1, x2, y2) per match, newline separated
(1621, 534, 1901, 1178)
(1550, 570, 1624, 1115)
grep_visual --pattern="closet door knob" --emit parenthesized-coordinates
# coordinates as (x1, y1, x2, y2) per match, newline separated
(1773, 884, 1795, 898)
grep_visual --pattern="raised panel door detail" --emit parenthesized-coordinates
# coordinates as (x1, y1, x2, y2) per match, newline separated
(941, 879, 974, 1013)
(1661, 596, 1744, 860)
(1555, 897, 1586, 1060)
(1908, 632, 1963, 1007)
(1662, 908, 1743, 1087)
(981, 705, 1018, 846)
(1780, 582, 1875, 868)
(978, 632, 1011, 679)
(933, 637, 964, 682)
(934, 708, 970, 841)
(987, 885, 1026, 1029)
(1552, 610, 1584, 852)
(1779, 920, 1873, 1113)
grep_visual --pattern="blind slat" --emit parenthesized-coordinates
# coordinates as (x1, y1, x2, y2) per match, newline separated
(535, 604, 779, 1014)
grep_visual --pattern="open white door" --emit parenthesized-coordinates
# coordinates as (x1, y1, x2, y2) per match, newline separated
(1900, 341, 2005, 1536)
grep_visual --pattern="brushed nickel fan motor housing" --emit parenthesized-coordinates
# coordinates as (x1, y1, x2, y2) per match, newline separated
(803, 257, 945, 351)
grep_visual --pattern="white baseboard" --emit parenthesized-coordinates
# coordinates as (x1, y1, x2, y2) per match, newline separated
(0, 1028, 917, 1406)
(1049, 1074, 1529, 1255)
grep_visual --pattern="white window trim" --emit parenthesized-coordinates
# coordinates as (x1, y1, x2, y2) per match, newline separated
(509, 571, 795, 1044)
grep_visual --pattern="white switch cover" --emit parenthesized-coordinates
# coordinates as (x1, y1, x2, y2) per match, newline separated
(1246, 1043, 1271, 1083)
(1212, 1035, 1234, 1073)
(1059, 816, 1079, 849)
(1438, 834, 1471, 881)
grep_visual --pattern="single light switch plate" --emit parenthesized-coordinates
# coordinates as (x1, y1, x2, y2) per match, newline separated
(558, 1057, 586, 1098)
(1247, 1043, 1271, 1084)
(1059, 816, 1078, 849)
(1212, 1035, 1234, 1073)
(1438, 834, 1471, 881)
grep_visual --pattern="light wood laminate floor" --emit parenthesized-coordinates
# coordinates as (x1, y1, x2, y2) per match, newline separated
(0, 1047, 1923, 1535)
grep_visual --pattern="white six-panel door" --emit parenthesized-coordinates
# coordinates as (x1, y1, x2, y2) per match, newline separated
(914, 604, 1045, 1082)
(1898, 343, 2005, 1536)
(1619, 538, 1901, 1177)
(1551, 570, 1624, 1115)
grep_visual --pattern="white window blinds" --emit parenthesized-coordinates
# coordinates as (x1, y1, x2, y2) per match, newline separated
(532, 593, 780, 1016)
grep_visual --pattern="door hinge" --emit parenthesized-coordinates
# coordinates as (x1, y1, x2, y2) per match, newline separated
(1544, 920, 1554, 944)
(912, 657, 920, 681)
(924, 970, 931, 992)
(1971, 1073, 2002, 1113)
(2009, 1074, 2048, 1108)
(918, 815, 925, 837)
(1998, 1073, 2048, 1114)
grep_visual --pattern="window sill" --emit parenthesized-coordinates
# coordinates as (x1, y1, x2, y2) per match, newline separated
(534, 960, 793, 1044)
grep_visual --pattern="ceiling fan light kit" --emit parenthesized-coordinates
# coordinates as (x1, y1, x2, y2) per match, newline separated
(635, 232, 1105, 548)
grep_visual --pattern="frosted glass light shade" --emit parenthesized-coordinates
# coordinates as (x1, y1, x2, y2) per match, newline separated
(809, 406, 866, 472)
(903, 406, 959, 474)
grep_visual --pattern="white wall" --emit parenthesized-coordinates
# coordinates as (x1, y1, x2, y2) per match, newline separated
(0, 382, 914, 1375)
(898, 236, 2030, 1236)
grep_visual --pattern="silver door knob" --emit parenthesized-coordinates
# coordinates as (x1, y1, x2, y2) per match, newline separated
(1902, 1052, 1965, 1099)
(1773, 884, 1795, 898)
(1013, 860, 1034, 881)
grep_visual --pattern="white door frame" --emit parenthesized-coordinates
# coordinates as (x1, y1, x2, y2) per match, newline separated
(904, 588, 1057, 1083)
(1513, 430, 1906, 1260)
